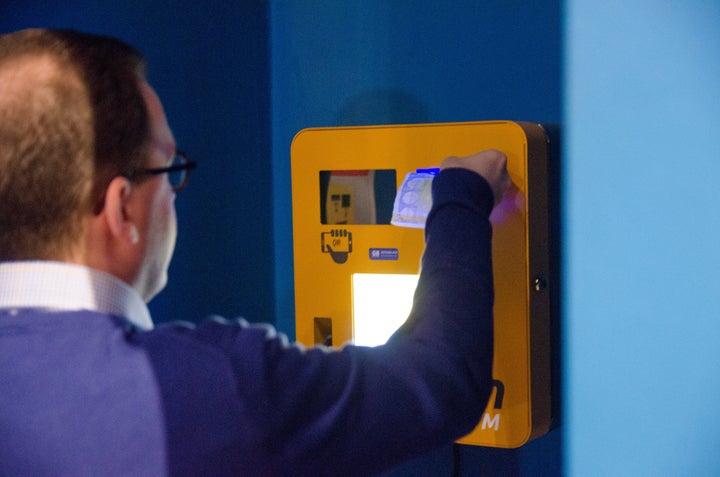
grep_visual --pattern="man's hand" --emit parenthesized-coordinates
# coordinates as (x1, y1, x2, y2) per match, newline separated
(440, 149, 511, 205)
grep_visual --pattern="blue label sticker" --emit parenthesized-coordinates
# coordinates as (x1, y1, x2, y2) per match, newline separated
(369, 248, 399, 261)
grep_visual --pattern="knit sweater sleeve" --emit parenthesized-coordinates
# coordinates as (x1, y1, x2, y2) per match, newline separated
(143, 168, 496, 477)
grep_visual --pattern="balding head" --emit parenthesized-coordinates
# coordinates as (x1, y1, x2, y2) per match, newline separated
(0, 33, 94, 259)
(0, 29, 149, 260)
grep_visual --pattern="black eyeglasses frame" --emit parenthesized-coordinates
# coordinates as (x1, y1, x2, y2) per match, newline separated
(138, 150, 197, 192)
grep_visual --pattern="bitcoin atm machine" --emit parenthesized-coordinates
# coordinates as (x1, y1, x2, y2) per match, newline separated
(290, 121, 557, 448)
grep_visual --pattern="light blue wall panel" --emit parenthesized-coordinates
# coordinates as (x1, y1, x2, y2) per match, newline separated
(565, 1, 720, 475)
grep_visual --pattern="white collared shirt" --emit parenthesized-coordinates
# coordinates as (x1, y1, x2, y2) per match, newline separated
(0, 261, 153, 330)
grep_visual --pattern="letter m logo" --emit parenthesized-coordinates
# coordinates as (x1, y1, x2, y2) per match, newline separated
(481, 412, 501, 431)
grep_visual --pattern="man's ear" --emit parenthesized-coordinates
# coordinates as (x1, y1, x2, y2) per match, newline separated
(102, 176, 140, 246)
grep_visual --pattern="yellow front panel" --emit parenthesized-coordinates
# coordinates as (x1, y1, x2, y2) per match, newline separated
(291, 121, 548, 448)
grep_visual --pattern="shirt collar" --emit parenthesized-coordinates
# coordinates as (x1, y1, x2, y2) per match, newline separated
(0, 261, 153, 330)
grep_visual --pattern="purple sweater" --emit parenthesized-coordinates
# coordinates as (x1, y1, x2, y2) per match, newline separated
(0, 168, 494, 476)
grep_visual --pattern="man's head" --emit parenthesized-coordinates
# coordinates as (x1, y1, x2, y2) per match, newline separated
(0, 29, 178, 301)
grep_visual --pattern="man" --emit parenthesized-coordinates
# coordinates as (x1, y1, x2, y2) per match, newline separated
(0, 29, 510, 476)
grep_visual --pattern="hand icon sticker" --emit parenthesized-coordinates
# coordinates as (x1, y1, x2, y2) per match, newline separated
(321, 229, 353, 264)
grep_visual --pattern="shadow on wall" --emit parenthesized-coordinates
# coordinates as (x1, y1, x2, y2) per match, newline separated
(336, 90, 430, 126)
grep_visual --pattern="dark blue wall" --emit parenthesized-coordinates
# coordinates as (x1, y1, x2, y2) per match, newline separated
(270, 2, 562, 475)
(2, 2, 562, 475)
(0, 1, 274, 324)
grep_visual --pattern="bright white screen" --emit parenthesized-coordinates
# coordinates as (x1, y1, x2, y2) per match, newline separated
(352, 273, 419, 346)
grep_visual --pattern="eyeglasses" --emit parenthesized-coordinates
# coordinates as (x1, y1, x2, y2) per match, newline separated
(138, 150, 197, 192)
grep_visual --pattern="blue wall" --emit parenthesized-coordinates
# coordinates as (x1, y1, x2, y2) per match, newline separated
(1, 1, 563, 475)
(270, 2, 562, 475)
(565, 1, 720, 475)
(0, 1, 274, 324)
